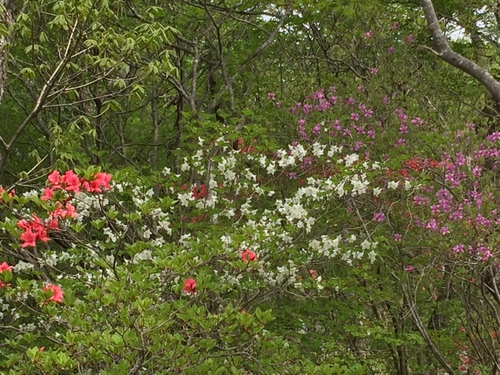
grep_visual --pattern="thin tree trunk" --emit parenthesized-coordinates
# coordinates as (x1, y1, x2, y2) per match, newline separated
(0, 0, 12, 107)
(0, 1, 13, 171)
(150, 79, 159, 170)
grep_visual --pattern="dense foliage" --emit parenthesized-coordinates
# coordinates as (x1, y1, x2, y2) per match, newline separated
(1, 0, 500, 374)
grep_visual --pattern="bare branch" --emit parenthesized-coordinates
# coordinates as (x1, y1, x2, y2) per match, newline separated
(0, 19, 80, 174)
(402, 280, 457, 374)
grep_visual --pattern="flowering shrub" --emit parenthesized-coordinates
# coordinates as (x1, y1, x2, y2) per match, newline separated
(1, 49, 500, 374)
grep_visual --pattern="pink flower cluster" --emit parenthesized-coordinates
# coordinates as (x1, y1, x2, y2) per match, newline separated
(42, 170, 112, 200)
(17, 203, 78, 248)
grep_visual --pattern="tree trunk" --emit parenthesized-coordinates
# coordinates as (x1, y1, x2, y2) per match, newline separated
(0, 0, 13, 107)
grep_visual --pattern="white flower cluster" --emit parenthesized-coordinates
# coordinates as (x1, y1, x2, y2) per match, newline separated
(192, 149, 204, 168)
(13, 261, 34, 272)
(339, 239, 379, 265)
(195, 190, 217, 209)
(73, 192, 108, 221)
(132, 249, 154, 263)
(177, 191, 194, 207)
(311, 142, 326, 158)
(217, 152, 237, 182)
(350, 173, 370, 196)
(296, 185, 321, 201)
(263, 260, 300, 287)
(42, 251, 71, 267)
(343, 153, 359, 167)
(308, 235, 342, 258)
(276, 199, 308, 221)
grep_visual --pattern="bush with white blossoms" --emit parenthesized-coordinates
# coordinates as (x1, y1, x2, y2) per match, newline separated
(1, 80, 500, 374)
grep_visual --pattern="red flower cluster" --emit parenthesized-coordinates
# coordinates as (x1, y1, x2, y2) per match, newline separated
(43, 284, 64, 303)
(42, 170, 112, 200)
(183, 278, 196, 294)
(18, 200, 80, 247)
(0, 262, 12, 273)
(191, 184, 207, 199)
(404, 157, 440, 173)
(52, 202, 77, 219)
(234, 137, 258, 154)
(241, 249, 257, 262)
(18, 214, 51, 248)
(0, 262, 13, 288)
(18, 170, 112, 247)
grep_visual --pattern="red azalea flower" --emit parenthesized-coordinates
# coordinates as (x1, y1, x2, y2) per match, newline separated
(46, 218, 60, 231)
(0, 262, 13, 273)
(405, 157, 422, 172)
(47, 170, 61, 186)
(20, 228, 37, 247)
(62, 170, 81, 193)
(41, 187, 54, 201)
(17, 219, 30, 230)
(191, 184, 207, 199)
(183, 278, 196, 294)
(52, 202, 77, 219)
(43, 284, 64, 303)
(18, 214, 52, 247)
(241, 249, 257, 262)
(31, 215, 49, 243)
(84, 172, 112, 193)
